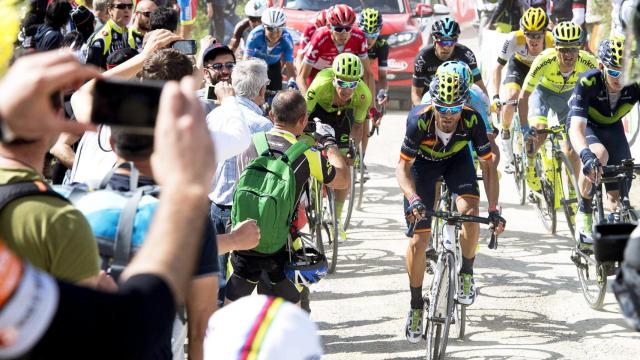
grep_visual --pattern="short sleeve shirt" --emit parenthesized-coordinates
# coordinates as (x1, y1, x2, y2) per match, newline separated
(305, 68, 372, 124)
(302, 26, 368, 83)
(522, 48, 598, 94)
(412, 44, 481, 94)
(497, 30, 554, 66)
(244, 25, 295, 65)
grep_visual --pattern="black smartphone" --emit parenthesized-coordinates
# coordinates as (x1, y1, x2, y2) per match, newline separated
(91, 78, 165, 134)
(205, 84, 217, 101)
(171, 40, 197, 55)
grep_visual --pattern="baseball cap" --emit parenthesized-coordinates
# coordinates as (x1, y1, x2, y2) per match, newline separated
(202, 43, 236, 64)
(204, 295, 322, 360)
(0, 242, 59, 358)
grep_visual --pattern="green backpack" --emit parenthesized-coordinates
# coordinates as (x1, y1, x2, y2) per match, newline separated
(231, 132, 309, 254)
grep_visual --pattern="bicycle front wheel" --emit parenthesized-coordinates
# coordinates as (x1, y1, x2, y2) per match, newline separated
(558, 152, 579, 238)
(425, 252, 455, 360)
(574, 247, 607, 310)
(356, 151, 365, 209)
(321, 186, 339, 273)
(512, 131, 527, 206)
(533, 156, 556, 234)
(341, 162, 357, 232)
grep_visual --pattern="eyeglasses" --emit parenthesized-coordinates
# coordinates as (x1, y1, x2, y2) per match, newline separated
(265, 26, 283, 32)
(524, 32, 544, 40)
(435, 40, 456, 47)
(136, 11, 151, 17)
(248, 16, 261, 22)
(604, 66, 623, 78)
(206, 62, 236, 71)
(333, 78, 358, 89)
(433, 102, 464, 114)
(331, 26, 352, 33)
(112, 3, 133, 9)
(364, 31, 380, 39)
(557, 47, 579, 55)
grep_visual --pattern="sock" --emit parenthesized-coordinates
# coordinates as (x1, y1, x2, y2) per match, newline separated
(461, 256, 475, 275)
(579, 197, 593, 213)
(410, 286, 424, 309)
(336, 201, 344, 220)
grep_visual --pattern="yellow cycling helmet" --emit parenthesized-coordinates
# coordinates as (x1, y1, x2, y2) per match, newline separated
(552, 21, 582, 48)
(429, 70, 468, 105)
(0, 0, 25, 77)
(520, 7, 547, 32)
(598, 34, 625, 68)
(332, 53, 363, 81)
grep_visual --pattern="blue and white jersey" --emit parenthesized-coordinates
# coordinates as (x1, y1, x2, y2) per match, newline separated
(244, 25, 294, 65)
(421, 84, 493, 133)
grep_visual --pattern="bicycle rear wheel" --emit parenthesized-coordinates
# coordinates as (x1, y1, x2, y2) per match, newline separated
(512, 131, 527, 206)
(425, 252, 454, 360)
(320, 185, 339, 273)
(356, 151, 365, 209)
(533, 156, 556, 234)
(558, 152, 578, 238)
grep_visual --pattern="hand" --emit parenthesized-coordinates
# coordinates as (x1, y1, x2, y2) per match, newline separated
(214, 81, 234, 102)
(490, 95, 501, 113)
(312, 119, 337, 147)
(488, 210, 506, 235)
(207, 2, 214, 19)
(229, 219, 260, 251)
(95, 270, 118, 292)
(376, 89, 388, 106)
(141, 29, 182, 59)
(580, 148, 600, 182)
(287, 78, 298, 90)
(199, 35, 216, 55)
(0, 51, 100, 141)
(369, 107, 382, 127)
(406, 199, 426, 223)
(151, 77, 214, 188)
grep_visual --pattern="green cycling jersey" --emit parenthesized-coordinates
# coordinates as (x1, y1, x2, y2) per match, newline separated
(305, 68, 372, 124)
(523, 48, 598, 94)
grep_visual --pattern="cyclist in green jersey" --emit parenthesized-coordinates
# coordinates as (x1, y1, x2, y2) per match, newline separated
(305, 53, 372, 239)
(518, 21, 597, 192)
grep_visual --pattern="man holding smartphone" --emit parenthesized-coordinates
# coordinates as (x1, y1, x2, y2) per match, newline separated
(197, 43, 236, 114)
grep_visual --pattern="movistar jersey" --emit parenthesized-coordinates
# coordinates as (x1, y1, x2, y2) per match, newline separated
(523, 48, 597, 94)
(367, 38, 389, 69)
(86, 19, 131, 69)
(497, 30, 554, 66)
(305, 68, 372, 124)
(244, 25, 294, 65)
(400, 105, 492, 162)
(569, 69, 640, 126)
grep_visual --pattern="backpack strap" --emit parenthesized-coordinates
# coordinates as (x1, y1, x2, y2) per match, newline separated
(282, 141, 309, 164)
(109, 187, 145, 281)
(98, 162, 139, 190)
(252, 132, 271, 157)
(0, 181, 69, 213)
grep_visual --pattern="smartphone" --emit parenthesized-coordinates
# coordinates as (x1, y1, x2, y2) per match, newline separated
(91, 78, 165, 134)
(205, 84, 217, 101)
(171, 40, 197, 55)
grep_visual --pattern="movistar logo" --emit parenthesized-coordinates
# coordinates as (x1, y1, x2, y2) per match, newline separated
(580, 76, 596, 87)
(464, 114, 478, 128)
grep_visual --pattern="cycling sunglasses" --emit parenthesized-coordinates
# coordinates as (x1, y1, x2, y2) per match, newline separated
(435, 39, 456, 47)
(524, 32, 544, 40)
(136, 11, 151, 17)
(605, 66, 623, 78)
(265, 26, 283, 32)
(331, 25, 352, 33)
(112, 3, 133, 9)
(557, 47, 579, 55)
(333, 78, 358, 89)
(207, 62, 236, 71)
(433, 102, 464, 114)
(364, 31, 380, 39)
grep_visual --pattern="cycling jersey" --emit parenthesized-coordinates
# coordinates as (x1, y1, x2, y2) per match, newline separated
(299, 23, 322, 54)
(412, 44, 481, 95)
(522, 48, 597, 94)
(302, 26, 368, 84)
(367, 38, 389, 69)
(305, 68, 372, 125)
(86, 19, 131, 69)
(497, 30, 554, 66)
(421, 84, 492, 133)
(569, 69, 640, 126)
(400, 105, 492, 162)
(244, 25, 294, 65)
(177, 0, 197, 25)
(128, 28, 143, 50)
(503, 56, 531, 89)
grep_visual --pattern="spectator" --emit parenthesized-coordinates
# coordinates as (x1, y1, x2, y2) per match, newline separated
(70, 6, 96, 44)
(150, 6, 179, 32)
(86, 0, 134, 69)
(0, 50, 217, 359)
(129, 0, 157, 49)
(93, 0, 110, 30)
(20, 12, 41, 50)
(196, 41, 236, 114)
(206, 0, 226, 41)
(34, 0, 72, 51)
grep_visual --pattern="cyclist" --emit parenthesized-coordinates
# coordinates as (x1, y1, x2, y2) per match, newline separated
(305, 53, 371, 239)
(518, 21, 597, 192)
(86, 0, 133, 69)
(492, 7, 553, 167)
(423, 61, 500, 208)
(397, 69, 504, 343)
(296, 4, 374, 99)
(244, 7, 295, 91)
(295, 8, 331, 69)
(568, 35, 640, 243)
(228, 0, 268, 53)
(411, 17, 487, 106)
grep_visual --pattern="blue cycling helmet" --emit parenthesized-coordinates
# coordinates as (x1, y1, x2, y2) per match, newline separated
(437, 61, 473, 88)
(431, 17, 460, 40)
(285, 246, 328, 287)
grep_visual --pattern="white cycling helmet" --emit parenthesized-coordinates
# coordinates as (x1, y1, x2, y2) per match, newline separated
(245, 0, 267, 17)
(261, 7, 287, 28)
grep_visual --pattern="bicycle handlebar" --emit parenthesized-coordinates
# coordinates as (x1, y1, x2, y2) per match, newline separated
(405, 209, 499, 249)
(529, 125, 565, 135)
(499, 99, 519, 106)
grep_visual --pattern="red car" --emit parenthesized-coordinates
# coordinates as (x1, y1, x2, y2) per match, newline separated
(278, 0, 433, 109)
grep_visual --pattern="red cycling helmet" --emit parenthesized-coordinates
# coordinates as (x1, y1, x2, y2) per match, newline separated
(328, 4, 356, 28)
(314, 7, 331, 28)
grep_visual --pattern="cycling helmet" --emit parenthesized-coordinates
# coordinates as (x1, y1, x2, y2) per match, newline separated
(552, 21, 582, 47)
(332, 53, 363, 80)
(431, 17, 460, 40)
(328, 4, 356, 28)
(429, 70, 468, 105)
(520, 7, 547, 32)
(437, 61, 473, 88)
(245, 0, 268, 17)
(358, 8, 382, 35)
(261, 7, 286, 28)
(598, 34, 625, 68)
(285, 247, 328, 287)
(313, 9, 328, 28)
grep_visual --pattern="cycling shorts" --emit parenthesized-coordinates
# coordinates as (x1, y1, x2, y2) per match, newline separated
(503, 57, 530, 91)
(567, 118, 632, 192)
(309, 106, 354, 153)
(403, 148, 480, 234)
(528, 86, 572, 127)
(225, 248, 300, 303)
(177, 0, 197, 25)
